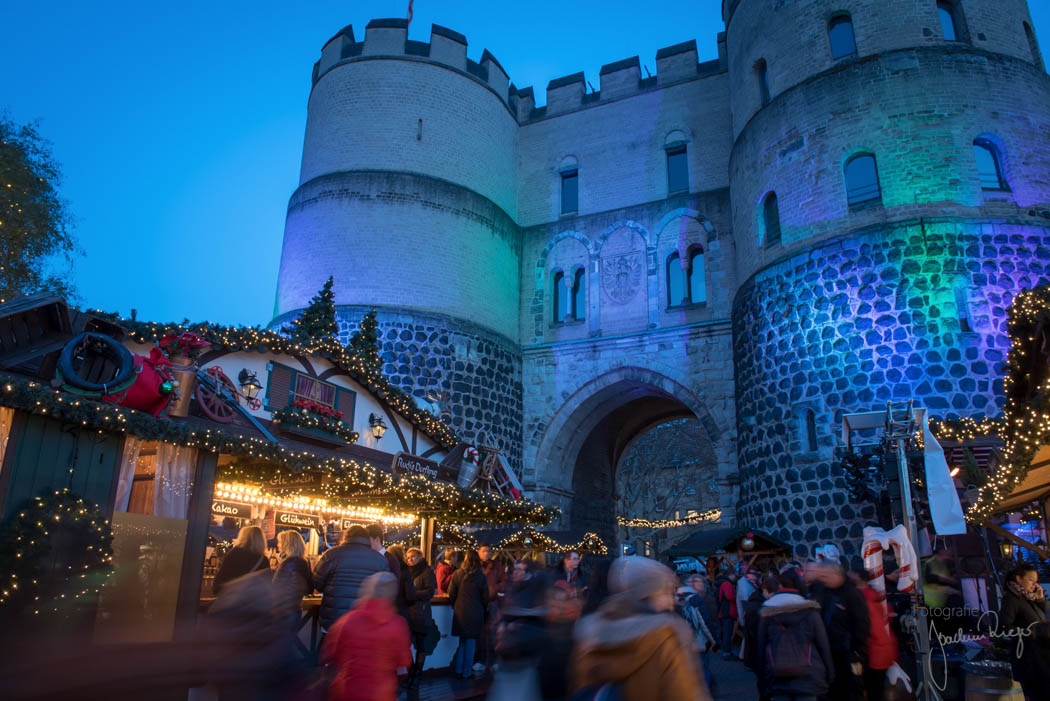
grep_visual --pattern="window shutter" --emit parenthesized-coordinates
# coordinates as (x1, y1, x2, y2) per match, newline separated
(265, 362, 295, 412)
(335, 387, 356, 425)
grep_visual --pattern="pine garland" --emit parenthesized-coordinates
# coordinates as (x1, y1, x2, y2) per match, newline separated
(0, 490, 113, 618)
(273, 402, 359, 444)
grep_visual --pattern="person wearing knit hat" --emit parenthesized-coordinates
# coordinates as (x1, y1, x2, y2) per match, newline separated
(321, 571, 412, 701)
(571, 556, 712, 701)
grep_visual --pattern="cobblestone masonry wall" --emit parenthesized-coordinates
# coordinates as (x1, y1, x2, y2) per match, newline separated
(733, 219, 1050, 558)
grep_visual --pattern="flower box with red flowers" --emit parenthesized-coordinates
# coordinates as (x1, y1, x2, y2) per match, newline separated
(273, 399, 358, 446)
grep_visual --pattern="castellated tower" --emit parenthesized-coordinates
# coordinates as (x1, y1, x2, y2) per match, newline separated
(726, 0, 1050, 556)
(273, 20, 524, 467)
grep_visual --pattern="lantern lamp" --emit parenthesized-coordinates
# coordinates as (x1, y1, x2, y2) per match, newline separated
(237, 369, 263, 400)
(1000, 541, 1015, 559)
(369, 413, 388, 440)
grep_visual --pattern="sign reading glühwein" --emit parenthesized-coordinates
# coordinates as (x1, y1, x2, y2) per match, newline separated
(211, 500, 251, 519)
(392, 452, 456, 482)
(275, 511, 322, 530)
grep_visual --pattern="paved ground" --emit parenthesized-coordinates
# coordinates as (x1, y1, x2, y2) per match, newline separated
(399, 653, 760, 700)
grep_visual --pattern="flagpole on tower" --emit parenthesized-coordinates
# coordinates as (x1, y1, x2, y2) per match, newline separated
(406, 0, 414, 29)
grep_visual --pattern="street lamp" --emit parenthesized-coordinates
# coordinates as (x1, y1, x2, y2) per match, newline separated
(369, 413, 388, 440)
(1000, 541, 1015, 559)
(237, 369, 263, 401)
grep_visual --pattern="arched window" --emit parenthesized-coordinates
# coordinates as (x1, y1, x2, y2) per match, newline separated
(571, 268, 585, 320)
(666, 252, 686, 307)
(762, 192, 781, 246)
(828, 15, 857, 59)
(1024, 22, 1044, 70)
(688, 248, 706, 304)
(844, 154, 881, 206)
(552, 271, 566, 322)
(973, 138, 1007, 190)
(937, 1, 961, 42)
(755, 59, 770, 106)
(805, 410, 818, 452)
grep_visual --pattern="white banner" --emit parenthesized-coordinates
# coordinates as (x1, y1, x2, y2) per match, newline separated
(922, 414, 966, 535)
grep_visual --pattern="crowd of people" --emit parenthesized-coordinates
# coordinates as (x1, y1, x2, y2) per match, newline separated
(205, 525, 1050, 701)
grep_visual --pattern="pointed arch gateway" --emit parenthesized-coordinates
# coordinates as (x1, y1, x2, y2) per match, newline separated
(525, 366, 736, 545)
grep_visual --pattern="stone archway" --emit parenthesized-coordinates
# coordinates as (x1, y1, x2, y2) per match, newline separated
(525, 366, 736, 545)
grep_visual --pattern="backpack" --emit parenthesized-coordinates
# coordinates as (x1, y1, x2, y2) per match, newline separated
(765, 619, 813, 678)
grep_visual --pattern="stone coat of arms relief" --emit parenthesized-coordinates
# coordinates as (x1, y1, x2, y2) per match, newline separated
(601, 251, 643, 304)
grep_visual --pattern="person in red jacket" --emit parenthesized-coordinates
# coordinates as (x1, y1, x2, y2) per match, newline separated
(859, 574, 899, 701)
(717, 570, 738, 659)
(435, 549, 458, 596)
(321, 571, 412, 701)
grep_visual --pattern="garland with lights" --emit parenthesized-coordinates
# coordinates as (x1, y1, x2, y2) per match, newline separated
(929, 286, 1050, 523)
(617, 508, 722, 530)
(273, 401, 359, 444)
(0, 489, 113, 620)
(0, 374, 558, 526)
(90, 311, 457, 447)
(495, 528, 608, 555)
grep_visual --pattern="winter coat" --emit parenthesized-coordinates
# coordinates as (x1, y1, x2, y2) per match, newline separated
(808, 579, 870, 664)
(435, 560, 455, 595)
(313, 536, 390, 630)
(742, 588, 766, 670)
(392, 558, 417, 623)
(481, 559, 507, 600)
(320, 597, 412, 701)
(272, 555, 314, 618)
(406, 561, 436, 636)
(717, 578, 737, 620)
(757, 591, 834, 697)
(383, 550, 402, 580)
(448, 567, 489, 638)
(213, 546, 270, 596)
(999, 587, 1050, 689)
(861, 587, 899, 670)
(572, 595, 711, 701)
(553, 564, 586, 600)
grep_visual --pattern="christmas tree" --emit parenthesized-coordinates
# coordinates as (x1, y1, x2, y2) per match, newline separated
(288, 276, 338, 343)
(348, 309, 381, 371)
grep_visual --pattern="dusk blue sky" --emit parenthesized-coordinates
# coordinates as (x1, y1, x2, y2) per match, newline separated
(3, 1, 1048, 325)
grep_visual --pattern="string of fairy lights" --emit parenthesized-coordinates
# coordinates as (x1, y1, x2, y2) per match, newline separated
(617, 508, 722, 530)
(928, 287, 1050, 524)
(0, 375, 559, 526)
(272, 404, 359, 444)
(213, 482, 417, 526)
(494, 528, 608, 555)
(91, 312, 459, 447)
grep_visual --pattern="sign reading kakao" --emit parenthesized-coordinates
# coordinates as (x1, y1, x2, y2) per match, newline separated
(275, 510, 322, 530)
(211, 500, 251, 519)
(392, 452, 456, 482)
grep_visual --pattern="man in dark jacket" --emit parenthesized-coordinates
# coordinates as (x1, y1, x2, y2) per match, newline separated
(805, 559, 870, 700)
(758, 570, 834, 699)
(314, 524, 390, 630)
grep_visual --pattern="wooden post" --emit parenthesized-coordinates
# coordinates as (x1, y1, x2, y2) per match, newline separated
(421, 517, 436, 565)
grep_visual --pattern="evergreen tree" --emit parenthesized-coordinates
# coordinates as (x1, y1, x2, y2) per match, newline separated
(348, 309, 380, 370)
(288, 276, 337, 343)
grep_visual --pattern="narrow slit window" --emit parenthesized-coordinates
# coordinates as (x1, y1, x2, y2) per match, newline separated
(955, 287, 972, 333)
(844, 154, 881, 206)
(938, 2, 959, 41)
(561, 170, 578, 214)
(828, 15, 857, 59)
(667, 252, 686, 308)
(973, 139, 1007, 190)
(666, 145, 689, 193)
(763, 192, 781, 246)
(688, 249, 705, 304)
(553, 271, 566, 323)
(755, 59, 771, 106)
(572, 268, 585, 320)
(805, 410, 818, 452)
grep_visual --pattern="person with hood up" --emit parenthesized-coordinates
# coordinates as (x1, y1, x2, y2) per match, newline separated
(572, 555, 711, 701)
(320, 571, 412, 701)
(757, 569, 834, 700)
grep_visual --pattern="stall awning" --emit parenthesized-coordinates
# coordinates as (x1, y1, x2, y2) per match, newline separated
(665, 528, 791, 558)
(988, 444, 1050, 516)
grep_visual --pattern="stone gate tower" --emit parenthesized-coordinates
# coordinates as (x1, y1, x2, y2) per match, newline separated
(726, 0, 1050, 555)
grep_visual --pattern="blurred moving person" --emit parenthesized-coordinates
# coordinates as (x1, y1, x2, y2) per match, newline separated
(313, 524, 390, 632)
(572, 555, 711, 701)
(489, 558, 552, 701)
(477, 542, 506, 672)
(805, 555, 869, 700)
(213, 525, 270, 595)
(321, 571, 412, 701)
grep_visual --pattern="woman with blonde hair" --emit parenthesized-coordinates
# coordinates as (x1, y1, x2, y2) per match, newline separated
(274, 529, 314, 622)
(213, 525, 269, 595)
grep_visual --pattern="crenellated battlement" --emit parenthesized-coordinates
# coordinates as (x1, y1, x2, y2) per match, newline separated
(313, 20, 726, 123)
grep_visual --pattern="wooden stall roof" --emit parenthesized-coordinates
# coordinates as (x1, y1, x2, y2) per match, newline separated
(665, 528, 792, 558)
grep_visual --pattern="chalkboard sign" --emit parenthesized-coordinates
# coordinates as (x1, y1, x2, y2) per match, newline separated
(211, 500, 251, 519)
(392, 452, 456, 482)
(275, 510, 322, 530)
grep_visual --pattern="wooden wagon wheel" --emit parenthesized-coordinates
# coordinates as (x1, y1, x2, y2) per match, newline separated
(196, 366, 239, 423)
